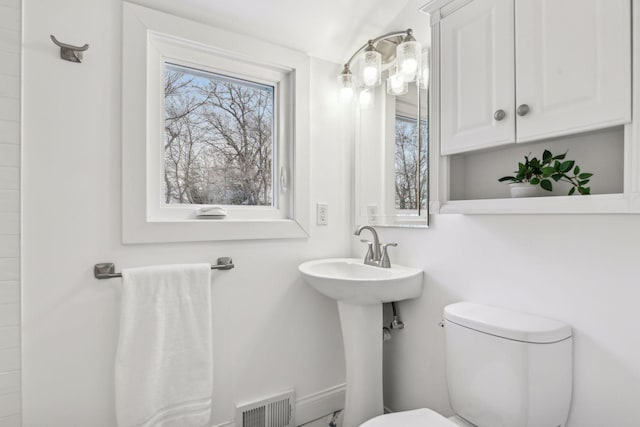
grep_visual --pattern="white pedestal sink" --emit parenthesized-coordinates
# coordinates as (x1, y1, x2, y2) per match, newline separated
(299, 258, 423, 427)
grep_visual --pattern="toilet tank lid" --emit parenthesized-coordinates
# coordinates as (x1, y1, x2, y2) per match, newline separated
(444, 302, 572, 343)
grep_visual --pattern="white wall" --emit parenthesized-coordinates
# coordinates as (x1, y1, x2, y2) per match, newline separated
(21, 0, 350, 425)
(0, 0, 21, 424)
(374, 214, 640, 427)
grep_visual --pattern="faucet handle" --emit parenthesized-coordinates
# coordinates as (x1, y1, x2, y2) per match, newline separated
(379, 243, 398, 268)
(360, 240, 375, 264)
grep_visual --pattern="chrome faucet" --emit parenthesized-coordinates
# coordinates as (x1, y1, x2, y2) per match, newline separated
(354, 225, 397, 268)
(354, 225, 381, 265)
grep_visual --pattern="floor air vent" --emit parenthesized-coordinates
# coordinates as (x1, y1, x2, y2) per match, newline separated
(236, 390, 295, 427)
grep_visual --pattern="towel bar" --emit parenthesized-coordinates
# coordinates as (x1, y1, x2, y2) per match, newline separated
(93, 257, 234, 279)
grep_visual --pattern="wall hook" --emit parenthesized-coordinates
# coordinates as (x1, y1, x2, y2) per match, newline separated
(50, 35, 89, 63)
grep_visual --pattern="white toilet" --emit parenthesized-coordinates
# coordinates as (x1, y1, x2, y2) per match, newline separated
(362, 302, 573, 427)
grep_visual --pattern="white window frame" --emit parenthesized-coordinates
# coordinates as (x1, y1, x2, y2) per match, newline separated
(122, 2, 310, 243)
(151, 42, 288, 220)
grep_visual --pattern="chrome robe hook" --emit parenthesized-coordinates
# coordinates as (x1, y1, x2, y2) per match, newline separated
(50, 35, 89, 63)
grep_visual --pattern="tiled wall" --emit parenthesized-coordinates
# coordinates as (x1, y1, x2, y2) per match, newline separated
(0, 0, 21, 425)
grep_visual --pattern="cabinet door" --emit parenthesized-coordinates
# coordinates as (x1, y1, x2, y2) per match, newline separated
(440, 0, 515, 155)
(515, 0, 631, 143)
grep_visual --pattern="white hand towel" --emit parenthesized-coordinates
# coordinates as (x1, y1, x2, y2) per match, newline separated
(115, 263, 212, 427)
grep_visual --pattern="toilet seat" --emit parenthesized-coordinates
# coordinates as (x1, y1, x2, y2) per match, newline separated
(360, 408, 459, 427)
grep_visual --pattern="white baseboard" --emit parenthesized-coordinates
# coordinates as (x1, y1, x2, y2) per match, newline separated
(215, 383, 346, 427)
(295, 383, 346, 426)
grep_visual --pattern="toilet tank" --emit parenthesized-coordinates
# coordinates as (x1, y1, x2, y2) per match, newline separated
(444, 302, 572, 427)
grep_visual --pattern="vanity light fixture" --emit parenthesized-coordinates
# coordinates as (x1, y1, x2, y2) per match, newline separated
(337, 28, 425, 105)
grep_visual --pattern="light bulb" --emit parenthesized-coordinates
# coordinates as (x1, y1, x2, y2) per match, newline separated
(339, 86, 354, 102)
(363, 65, 379, 86)
(358, 87, 374, 109)
(400, 57, 418, 77)
(387, 72, 407, 96)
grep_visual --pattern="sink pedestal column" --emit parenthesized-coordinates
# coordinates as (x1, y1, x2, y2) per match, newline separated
(338, 301, 383, 427)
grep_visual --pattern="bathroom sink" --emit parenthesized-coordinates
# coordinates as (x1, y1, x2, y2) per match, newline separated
(299, 257, 424, 426)
(298, 258, 423, 305)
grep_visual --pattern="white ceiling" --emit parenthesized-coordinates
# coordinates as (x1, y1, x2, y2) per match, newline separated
(129, 0, 428, 64)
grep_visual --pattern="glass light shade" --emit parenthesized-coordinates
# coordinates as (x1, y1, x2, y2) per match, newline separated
(420, 65, 429, 90)
(337, 72, 354, 103)
(387, 72, 408, 96)
(361, 50, 382, 87)
(397, 39, 422, 82)
(358, 86, 375, 109)
(419, 50, 429, 90)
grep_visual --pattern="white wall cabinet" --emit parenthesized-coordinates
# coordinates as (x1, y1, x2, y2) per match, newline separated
(440, 0, 515, 154)
(516, 0, 631, 143)
(424, 0, 640, 214)
(439, 0, 631, 155)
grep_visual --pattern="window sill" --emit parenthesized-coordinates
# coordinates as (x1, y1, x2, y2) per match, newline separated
(123, 218, 309, 244)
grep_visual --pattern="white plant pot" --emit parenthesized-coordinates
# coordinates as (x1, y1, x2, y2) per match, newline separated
(509, 182, 545, 198)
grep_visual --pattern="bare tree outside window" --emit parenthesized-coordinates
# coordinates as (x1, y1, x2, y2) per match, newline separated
(163, 63, 275, 206)
(395, 115, 428, 210)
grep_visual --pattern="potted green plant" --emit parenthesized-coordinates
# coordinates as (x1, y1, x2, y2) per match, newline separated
(498, 150, 593, 197)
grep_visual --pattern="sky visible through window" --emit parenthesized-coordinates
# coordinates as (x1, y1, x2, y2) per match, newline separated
(163, 63, 275, 206)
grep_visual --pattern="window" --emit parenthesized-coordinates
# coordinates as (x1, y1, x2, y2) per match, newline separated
(122, 3, 310, 243)
(163, 64, 276, 207)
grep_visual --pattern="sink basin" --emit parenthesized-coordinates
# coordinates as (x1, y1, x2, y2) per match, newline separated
(299, 257, 424, 427)
(298, 258, 423, 305)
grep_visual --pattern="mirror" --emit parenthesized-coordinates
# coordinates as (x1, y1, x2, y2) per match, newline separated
(354, 74, 429, 228)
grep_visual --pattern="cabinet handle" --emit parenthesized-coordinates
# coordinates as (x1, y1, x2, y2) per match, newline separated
(494, 109, 506, 121)
(517, 104, 530, 116)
